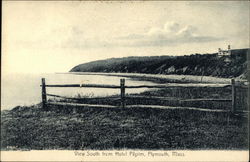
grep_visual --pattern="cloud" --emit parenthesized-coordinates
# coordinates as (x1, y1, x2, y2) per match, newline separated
(60, 27, 114, 49)
(116, 21, 223, 47)
(22, 22, 222, 50)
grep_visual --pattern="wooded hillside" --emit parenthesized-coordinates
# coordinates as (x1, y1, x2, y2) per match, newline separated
(70, 48, 249, 78)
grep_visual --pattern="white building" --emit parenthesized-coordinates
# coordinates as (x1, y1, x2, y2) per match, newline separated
(218, 45, 231, 57)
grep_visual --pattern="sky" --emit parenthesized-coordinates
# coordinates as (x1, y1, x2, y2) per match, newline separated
(2, 1, 250, 74)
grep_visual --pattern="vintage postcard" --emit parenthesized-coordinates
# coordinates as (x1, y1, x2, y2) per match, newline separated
(1, 1, 249, 162)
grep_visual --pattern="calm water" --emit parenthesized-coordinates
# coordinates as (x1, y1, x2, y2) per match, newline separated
(1, 73, 158, 110)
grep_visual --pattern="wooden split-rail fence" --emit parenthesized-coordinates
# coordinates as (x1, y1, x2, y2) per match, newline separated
(41, 78, 248, 113)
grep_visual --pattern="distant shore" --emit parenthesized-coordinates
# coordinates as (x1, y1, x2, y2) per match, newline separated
(63, 72, 233, 84)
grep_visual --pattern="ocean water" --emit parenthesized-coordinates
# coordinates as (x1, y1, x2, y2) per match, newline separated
(1, 73, 157, 110)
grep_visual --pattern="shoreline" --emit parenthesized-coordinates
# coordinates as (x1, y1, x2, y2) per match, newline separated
(2, 72, 246, 111)
(62, 72, 233, 84)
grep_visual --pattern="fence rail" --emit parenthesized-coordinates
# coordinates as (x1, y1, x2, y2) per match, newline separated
(44, 83, 231, 88)
(41, 78, 248, 113)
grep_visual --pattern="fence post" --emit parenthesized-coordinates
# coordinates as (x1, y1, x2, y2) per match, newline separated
(120, 79, 125, 108)
(41, 78, 47, 110)
(231, 78, 236, 113)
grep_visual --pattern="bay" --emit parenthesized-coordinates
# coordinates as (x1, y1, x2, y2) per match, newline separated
(1, 73, 157, 110)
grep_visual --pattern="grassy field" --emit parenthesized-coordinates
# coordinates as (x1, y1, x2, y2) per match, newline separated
(1, 82, 248, 150)
(1, 102, 248, 150)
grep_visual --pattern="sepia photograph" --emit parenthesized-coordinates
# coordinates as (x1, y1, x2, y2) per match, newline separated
(1, 1, 249, 161)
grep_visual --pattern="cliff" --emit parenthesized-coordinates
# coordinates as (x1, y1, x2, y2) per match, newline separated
(70, 48, 249, 78)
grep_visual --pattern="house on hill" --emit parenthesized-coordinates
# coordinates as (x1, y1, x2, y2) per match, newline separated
(218, 45, 231, 57)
